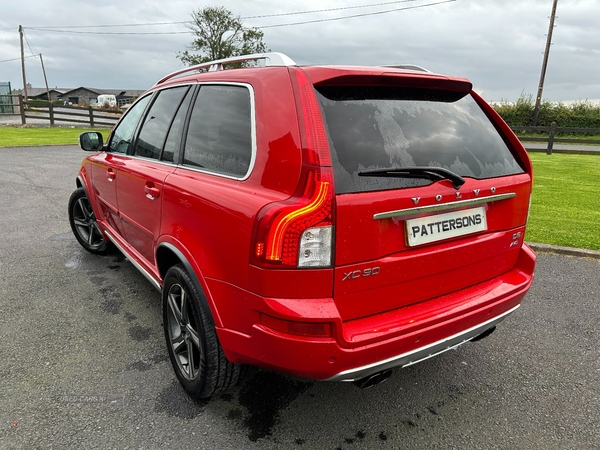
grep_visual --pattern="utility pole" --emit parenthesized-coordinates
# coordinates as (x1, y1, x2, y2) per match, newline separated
(532, 0, 558, 126)
(19, 25, 28, 101)
(39, 54, 51, 103)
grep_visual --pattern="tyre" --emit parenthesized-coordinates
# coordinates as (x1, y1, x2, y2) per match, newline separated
(163, 264, 243, 399)
(68, 187, 112, 255)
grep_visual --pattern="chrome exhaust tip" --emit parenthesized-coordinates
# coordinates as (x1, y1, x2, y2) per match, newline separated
(353, 369, 393, 389)
(470, 325, 496, 342)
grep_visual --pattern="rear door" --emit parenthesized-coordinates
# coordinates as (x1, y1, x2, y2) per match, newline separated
(315, 82, 532, 321)
(116, 85, 192, 265)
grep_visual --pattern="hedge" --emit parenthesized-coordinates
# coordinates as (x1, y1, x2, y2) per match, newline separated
(492, 93, 600, 130)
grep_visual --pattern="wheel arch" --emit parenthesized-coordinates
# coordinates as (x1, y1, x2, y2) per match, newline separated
(76, 175, 88, 194)
(75, 174, 98, 215)
(156, 242, 222, 327)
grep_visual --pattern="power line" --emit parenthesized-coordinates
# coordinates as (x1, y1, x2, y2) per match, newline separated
(14, 0, 424, 30)
(18, 0, 456, 34)
(23, 31, 39, 56)
(258, 0, 456, 28)
(21, 21, 188, 29)
(0, 54, 38, 64)
(244, 0, 422, 19)
(26, 28, 190, 35)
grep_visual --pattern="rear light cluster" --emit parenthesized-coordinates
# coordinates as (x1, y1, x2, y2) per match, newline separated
(251, 69, 335, 269)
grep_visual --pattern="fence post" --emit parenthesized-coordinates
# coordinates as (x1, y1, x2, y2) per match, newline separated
(88, 106, 95, 128)
(19, 94, 26, 125)
(48, 102, 55, 127)
(546, 121, 557, 155)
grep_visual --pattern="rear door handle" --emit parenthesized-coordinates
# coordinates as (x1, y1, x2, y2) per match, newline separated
(144, 184, 160, 199)
(107, 169, 116, 181)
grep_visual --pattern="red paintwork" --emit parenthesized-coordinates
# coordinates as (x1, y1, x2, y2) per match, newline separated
(217, 244, 535, 379)
(77, 64, 536, 381)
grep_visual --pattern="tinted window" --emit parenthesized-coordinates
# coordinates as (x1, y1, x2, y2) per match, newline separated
(163, 88, 194, 163)
(108, 95, 151, 154)
(134, 86, 190, 160)
(317, 86, 525, 194)
(183, 85, 252, 178)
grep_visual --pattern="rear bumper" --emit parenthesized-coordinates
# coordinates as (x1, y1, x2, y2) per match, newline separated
(216, 245, 535, 381)
(325, 304, 517, 381)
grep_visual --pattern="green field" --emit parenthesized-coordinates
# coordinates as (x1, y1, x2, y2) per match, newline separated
(0, 127, 109, 147)
(1, 128, 598, 250)
(527, 153, 600, 250)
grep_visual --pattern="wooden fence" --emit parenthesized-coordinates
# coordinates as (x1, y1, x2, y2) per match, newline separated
(511, 123, 600, 155)
(0, 94, 22, 119)
(0, 94, 122, 128)
(2, 95, 599, 155)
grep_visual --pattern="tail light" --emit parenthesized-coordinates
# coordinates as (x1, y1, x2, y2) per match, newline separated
(252, 167, 334, 268)
(251, 69, 334, 269)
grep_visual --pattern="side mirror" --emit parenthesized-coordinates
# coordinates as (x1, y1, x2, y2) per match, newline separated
(79, 132, 104, 151)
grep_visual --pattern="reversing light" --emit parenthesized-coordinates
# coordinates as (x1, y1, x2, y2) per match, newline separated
(298, 226, 332, 267)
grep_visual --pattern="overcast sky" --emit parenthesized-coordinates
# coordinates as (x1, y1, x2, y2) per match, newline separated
(1, 0, 598, 103)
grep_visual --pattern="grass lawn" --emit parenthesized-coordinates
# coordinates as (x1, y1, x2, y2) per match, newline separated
(527, 153, 600, 250)
(0, 127, 110, 147)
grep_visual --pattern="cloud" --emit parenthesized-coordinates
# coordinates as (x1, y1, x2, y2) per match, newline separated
(1, 0, 598, 102)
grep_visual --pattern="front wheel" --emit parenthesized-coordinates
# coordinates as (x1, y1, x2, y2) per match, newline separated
(68, 187, 111, 254)
(163, 264, 243, 399)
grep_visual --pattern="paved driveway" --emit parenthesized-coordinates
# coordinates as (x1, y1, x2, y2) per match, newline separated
(1, 145, 598, 449)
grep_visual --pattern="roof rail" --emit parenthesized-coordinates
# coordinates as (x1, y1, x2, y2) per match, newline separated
(381, 64, 431, 73)
(155, 52, 297, 85)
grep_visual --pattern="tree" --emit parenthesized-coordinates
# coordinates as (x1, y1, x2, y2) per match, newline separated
(177, 6, 269, 67)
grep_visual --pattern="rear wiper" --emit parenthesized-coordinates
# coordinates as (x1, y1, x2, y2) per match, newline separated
(358, 166, 465, 189)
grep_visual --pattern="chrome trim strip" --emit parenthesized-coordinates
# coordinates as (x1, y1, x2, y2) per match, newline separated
(104, 231, 162, 292)
(325, 304, 520, 382)
(373, 193, 516, 220)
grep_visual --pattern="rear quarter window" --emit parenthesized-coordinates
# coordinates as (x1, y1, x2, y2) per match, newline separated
(183, 84, 253, 178)
(316, 86, 524, 194)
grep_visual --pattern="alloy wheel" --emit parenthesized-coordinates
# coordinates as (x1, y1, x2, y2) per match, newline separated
(71, 197, 106, 250)
(165, 283, 203, 381)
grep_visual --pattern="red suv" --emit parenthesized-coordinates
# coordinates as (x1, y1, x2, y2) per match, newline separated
(70, 52, 536, 398)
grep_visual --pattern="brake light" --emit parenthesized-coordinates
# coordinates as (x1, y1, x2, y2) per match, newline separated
(266, 172, 330, 262)
(251, 69, 335, 268)
(295, 69, 331, 166)
(252, 167, 334, 267)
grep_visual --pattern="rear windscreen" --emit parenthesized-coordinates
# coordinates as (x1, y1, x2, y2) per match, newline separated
(316, 86, 525, 194)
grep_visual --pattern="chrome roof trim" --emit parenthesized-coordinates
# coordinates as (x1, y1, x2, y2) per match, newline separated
(155, 52, 297, 85)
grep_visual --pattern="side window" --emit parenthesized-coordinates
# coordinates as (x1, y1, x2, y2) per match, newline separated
(134, 86, 190, 160)
(183, 85, 252, 178)
(162, 88, 194, 163)
(108, 95, 151, 154)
